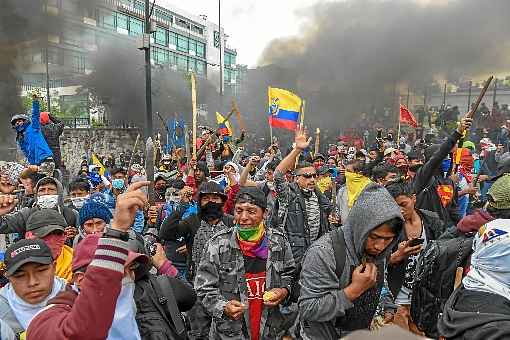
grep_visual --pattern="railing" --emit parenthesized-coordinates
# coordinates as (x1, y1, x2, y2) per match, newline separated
(62, 117, 91, 128)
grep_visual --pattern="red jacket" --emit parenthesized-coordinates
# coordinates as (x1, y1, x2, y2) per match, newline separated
(27, 238, 129, 340)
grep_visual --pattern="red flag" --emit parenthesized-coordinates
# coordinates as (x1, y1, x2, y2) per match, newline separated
(400, 104, 418, 128)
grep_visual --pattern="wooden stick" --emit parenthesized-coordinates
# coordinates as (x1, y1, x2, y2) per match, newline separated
(191, 72, 198, 159)
(314, 128, 321, 157)
(232, 100, 245, 132)
(468, 76, 494, 119)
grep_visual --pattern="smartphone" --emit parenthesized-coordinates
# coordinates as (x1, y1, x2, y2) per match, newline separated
(408, 238, 424, 247)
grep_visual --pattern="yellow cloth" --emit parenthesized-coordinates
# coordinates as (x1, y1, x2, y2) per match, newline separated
(317, 176, 332, 193)
(91, 153, 106, 176)
(345, 171, 372, 208)
(55, 245, 73, 282)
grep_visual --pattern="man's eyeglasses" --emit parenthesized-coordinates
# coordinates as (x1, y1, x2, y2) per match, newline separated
(299, 173, 318, 179)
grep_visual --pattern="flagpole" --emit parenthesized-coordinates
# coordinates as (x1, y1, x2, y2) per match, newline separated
(300, 99, 306, 127)
(397, 96, 402, 144)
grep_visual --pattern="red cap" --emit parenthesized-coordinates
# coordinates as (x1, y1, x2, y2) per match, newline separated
(72, 234, 149, 272)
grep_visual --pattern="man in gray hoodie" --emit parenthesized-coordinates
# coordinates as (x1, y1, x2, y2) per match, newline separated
(0, 177, 79, 235)
(299, 184, 403, 339)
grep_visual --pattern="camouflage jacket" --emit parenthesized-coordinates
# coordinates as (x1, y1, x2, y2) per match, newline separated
(194, 227, 296, 340)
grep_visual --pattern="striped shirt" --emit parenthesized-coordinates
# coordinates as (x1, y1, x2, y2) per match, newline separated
(306, 192, 321, 241)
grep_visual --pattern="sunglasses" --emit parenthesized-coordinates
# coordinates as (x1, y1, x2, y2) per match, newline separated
(299, 173, 318, 179)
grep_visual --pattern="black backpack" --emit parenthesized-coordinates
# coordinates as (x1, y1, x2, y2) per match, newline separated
(134, 275, 188, 340)
(410, 236, 473, 338)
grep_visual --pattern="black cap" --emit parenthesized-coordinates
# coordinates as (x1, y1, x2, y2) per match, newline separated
(196, 161, 210, 178)
(198, 181, 227, 199)
(26, 209, 66, 238)
(235, 187, 267, 210)
(5, 239, 54, 276)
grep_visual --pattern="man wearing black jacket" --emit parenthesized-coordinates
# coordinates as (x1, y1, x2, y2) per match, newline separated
(159, 181, 234, 340)
(385, 181, 446, 333)
(40, 112, 65, 169)
(412, 115, 472, 227)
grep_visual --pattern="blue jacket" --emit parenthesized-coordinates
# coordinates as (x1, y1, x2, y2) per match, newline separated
(17, 100, 53, 165)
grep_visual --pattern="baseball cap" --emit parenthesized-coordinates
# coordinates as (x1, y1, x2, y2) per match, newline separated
(5, 239, 54, 276)
(487, 174, 510, 210)
(72, 234, 149, 272)
(26, 209, 66, 238)
(235, 187, 267, 210)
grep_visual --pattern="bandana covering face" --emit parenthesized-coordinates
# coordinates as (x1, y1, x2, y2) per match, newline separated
(236, 222, 268, 259)
(463, 221, 510, 299)
(345, 171, 372, 208)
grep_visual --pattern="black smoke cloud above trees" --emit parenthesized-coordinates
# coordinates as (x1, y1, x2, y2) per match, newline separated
(257, 0, 510, 129)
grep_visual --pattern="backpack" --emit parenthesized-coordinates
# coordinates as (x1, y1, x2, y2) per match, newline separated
(290, 227, 346, 302)
(134, 275, 188, 340)
(410, 236, 473, 338)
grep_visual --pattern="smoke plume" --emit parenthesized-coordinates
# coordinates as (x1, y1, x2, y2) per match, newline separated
(257, 0, 510, 134)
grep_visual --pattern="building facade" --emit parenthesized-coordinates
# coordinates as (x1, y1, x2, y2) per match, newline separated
(20, 0, 242, 124)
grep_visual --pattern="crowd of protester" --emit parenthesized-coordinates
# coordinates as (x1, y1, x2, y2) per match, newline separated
(0, 93, 509, 339)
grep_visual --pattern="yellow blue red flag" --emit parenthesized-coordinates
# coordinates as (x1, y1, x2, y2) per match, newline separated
(268, 87, 302, 130)
(91, 153, 106, 176)
(216, 112, 233, 136)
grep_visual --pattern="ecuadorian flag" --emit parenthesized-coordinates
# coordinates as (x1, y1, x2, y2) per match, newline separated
(268, 87, 302, 131)
(216, 112, 233, 136)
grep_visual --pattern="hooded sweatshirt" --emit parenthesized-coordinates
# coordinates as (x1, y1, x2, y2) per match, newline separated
(298, 184, 403, 340)
(0, 177, 79, 235)
(413, 131, 462, 227)
(15, 100, 53, 166)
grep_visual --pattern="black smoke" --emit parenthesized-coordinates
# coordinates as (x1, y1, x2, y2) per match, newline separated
(258, 0, 510, 133)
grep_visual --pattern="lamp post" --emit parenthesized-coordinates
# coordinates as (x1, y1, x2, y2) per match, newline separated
(144, 0, 153, 140)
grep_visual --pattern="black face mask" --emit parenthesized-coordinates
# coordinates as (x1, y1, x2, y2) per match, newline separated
(199, 201, 224, 222)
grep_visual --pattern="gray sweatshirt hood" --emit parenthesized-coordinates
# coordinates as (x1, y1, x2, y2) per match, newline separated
(342, 184, 403, 265)
(35, 177, 65, 209)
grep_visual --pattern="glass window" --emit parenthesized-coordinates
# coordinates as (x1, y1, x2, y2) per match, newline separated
(189, 39, 196, 53)
(196, 60, 206, 75)
(129, 17, 144, 36)
(191, 25, 203, 36)
(169, 32, 177, 46)
(133, 1, 144, 11)
(168, 52, 177, 66)
(154, 27, 167, 46)
(152, 47, 168, 65)
(188, 58, 196, 72)
(176, 55, 187, 72)
(63, 29, 81, 47)
(177, 35, 188, 52)
(176, 18, 189, 29)
(196, 42, 205, 58)
(156, 9, 172, 23)
(116, 13, 128, 30)
(99, 9, 115, 30)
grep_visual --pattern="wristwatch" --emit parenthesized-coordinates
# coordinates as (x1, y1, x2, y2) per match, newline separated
(103, 227, 130, 241)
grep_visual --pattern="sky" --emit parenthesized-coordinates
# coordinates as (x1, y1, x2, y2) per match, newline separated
(158, 0, 333, 67)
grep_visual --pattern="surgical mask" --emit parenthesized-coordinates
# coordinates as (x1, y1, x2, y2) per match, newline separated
(112, 179, 125, 190)
(166, 195, 179, 203)
(108, 277, 141, 340)
(71, 196, 89, 209)
(441, 159, 452, 173)
(37, 194, 59, 209)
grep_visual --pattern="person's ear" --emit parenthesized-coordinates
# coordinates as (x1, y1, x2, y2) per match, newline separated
(411, 194, 417, 205)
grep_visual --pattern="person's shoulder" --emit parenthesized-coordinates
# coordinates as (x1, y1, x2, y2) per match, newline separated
(419, 209, 441, 220)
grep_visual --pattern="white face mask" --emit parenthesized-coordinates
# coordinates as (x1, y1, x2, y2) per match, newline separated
(37, 194, 59, 209)
(108, 277, 141, 340)
(71, 196, 89, 209)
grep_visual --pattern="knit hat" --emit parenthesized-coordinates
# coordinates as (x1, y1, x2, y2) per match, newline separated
(0, 162, 24, 186)
(40, 112, 50, 125)
(79, 199, 113, 224)
(487, 174, 510, 210)
(236, 187, 267, 210)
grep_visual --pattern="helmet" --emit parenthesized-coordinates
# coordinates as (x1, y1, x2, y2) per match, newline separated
(10, 114, 29, 126)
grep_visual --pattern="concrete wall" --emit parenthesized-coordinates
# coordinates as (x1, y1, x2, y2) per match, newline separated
(60, 127, 142, 176)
